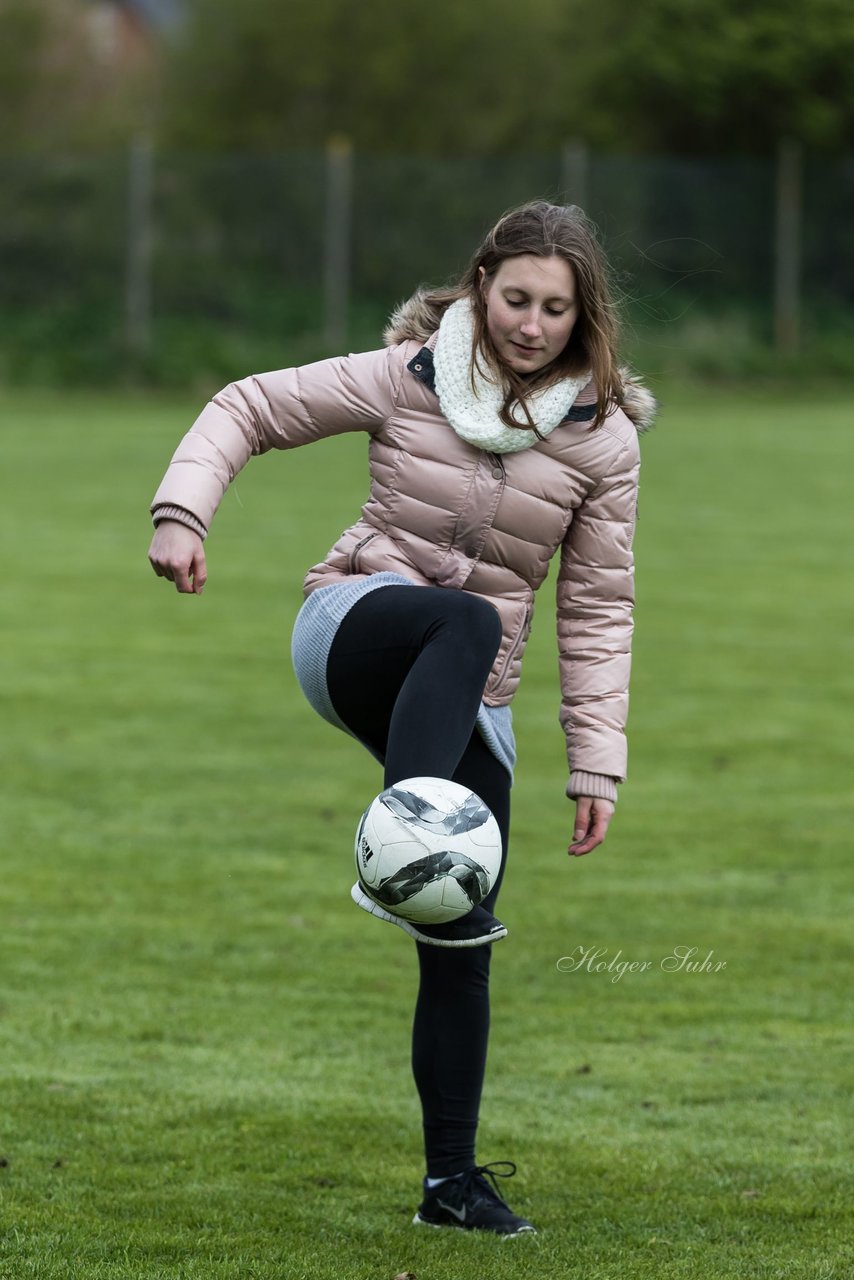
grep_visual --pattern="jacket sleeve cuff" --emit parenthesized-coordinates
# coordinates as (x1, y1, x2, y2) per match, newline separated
(151, 505, 208, 541)
(567, 771, 619, 804)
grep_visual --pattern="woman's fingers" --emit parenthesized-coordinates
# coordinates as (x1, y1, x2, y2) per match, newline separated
(189, 550, 207, 594)
(173, 560, 194, 593)
(148, 522, 206, 594)
(568, 796, 615, 857)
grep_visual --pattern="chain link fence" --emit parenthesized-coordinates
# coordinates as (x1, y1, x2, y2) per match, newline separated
(1, 143, 852, 383)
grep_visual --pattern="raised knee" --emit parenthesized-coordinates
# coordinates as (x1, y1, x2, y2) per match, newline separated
(455, 593, 503, 657)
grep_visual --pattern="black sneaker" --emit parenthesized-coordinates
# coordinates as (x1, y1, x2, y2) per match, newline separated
(413, 1162, 536, 1237)
(351, 881, 507, 948)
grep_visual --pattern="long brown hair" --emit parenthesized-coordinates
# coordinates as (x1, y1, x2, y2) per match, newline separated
(422, 201, 623, 431)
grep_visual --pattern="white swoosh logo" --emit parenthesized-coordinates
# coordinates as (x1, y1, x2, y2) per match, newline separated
(436, 1198, 466, 1223)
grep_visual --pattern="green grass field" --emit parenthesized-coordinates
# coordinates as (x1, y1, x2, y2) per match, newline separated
(1, 381, 852, 1279)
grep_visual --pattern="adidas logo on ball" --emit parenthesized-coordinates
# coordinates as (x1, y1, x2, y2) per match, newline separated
(358, 834, 374, 867)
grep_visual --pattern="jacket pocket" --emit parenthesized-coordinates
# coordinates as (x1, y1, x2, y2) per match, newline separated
(348, 529, 379, 574)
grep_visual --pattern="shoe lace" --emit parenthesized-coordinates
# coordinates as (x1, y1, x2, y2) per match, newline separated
(462, 1160, 518, 1208)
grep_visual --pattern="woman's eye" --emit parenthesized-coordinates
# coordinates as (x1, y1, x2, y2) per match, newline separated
(505, 299, 566, 317)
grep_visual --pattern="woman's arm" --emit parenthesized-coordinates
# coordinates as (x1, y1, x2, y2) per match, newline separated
(149, 345, 404, 540)
(556, 429, 641, 842)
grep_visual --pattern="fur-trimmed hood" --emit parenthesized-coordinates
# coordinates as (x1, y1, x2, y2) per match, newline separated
(383, 289, 447, 347)
(383, 288, 657, 433)
(619, 372, 658, 433)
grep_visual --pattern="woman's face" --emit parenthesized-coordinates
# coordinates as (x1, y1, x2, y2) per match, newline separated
(480, 254, 579, 376)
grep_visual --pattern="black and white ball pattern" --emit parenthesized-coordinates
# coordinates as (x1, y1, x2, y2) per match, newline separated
(355, 777, 502, 924)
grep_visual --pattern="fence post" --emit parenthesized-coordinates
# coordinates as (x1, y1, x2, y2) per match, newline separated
(560, 140, 589, 210)
(323, 136, 353, 350)
(125, 134, 154, 363)
(774, 138, 802, 355)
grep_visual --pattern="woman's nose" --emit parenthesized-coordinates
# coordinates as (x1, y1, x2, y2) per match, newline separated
(520, 315, 542, 337)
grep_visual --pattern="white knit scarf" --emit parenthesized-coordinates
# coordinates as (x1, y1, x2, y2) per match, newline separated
(433, 297, 590, 454)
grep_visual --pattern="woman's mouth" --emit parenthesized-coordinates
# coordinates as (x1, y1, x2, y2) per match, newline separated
(511, 341, 542, 355)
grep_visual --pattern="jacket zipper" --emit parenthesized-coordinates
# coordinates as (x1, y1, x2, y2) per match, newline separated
(493, 604, 532, 685)
(349, 530, 379, 573)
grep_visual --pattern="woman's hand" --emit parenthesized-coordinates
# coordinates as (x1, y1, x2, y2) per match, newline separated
(568, 796, 615, 856)
(148, 521, 207, 594)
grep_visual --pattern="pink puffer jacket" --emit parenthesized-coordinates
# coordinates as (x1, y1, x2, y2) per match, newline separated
(151, 297, 655, 795)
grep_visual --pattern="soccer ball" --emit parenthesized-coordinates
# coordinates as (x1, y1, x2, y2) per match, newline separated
(354, 776, 502, 924)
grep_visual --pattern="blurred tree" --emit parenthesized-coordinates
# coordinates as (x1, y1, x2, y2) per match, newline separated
(161, 0, 581, 151)
(0, 0, 160, 150)
(0, 0, 69, 147)
(2, 0, 851, 153)
(162, 0, 854, 153)
(572, 0, 854, 151)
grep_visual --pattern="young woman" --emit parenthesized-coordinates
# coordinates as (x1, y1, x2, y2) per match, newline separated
(148, 200, 655, 1237)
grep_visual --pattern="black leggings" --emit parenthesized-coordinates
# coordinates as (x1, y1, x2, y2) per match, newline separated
(326, 586, 511, 1177)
